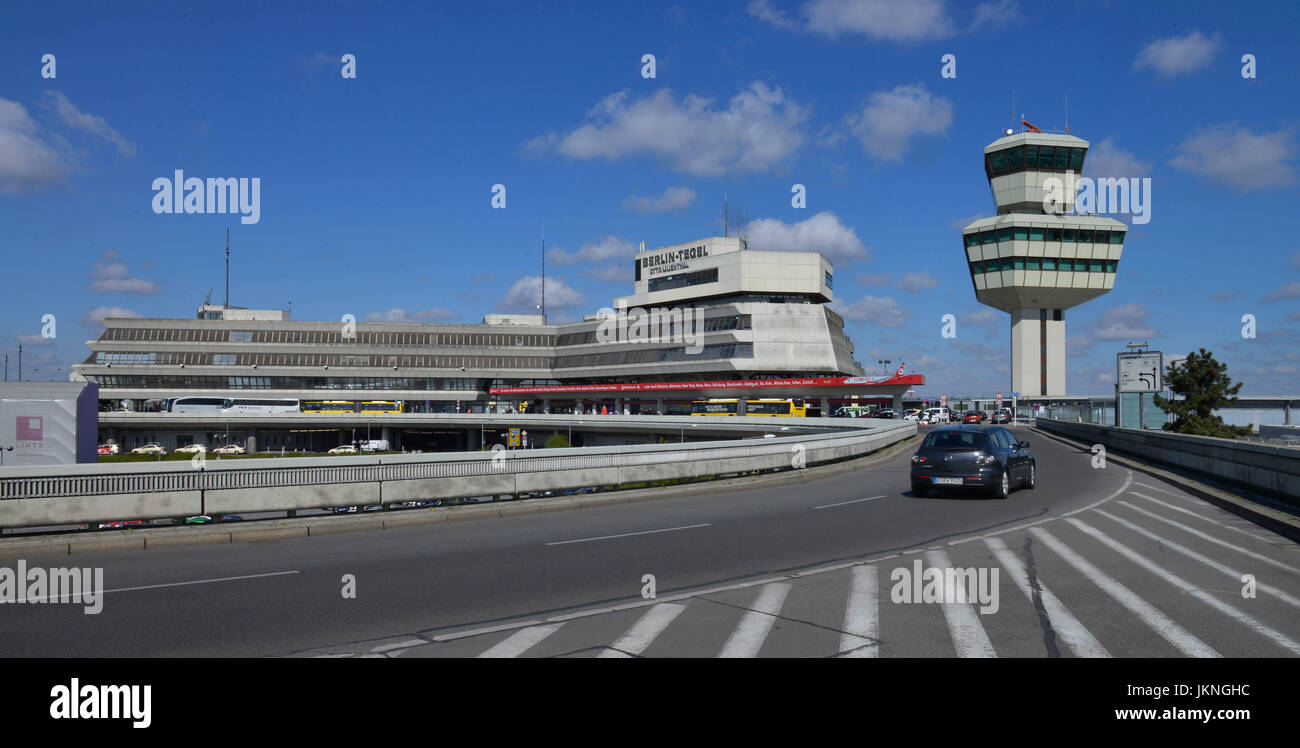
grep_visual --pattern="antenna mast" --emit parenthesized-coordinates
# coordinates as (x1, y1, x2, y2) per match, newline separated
(540, 221, 546, 319)
(224, 228, 230, 307)
(724, 195, 729, 238)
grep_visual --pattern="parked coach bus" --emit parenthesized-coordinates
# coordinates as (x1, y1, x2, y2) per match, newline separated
(690, 399, 807, 417)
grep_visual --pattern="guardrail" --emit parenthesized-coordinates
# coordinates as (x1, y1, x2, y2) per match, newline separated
(0, 420, 916, 529)
(1035, 418, 1300, 503)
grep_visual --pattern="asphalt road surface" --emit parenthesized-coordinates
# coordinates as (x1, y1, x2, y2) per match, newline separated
(3, 425, 1298, 658)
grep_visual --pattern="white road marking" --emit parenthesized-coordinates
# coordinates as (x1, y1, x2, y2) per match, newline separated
(372, 638, 428, 654)
(24, 570, 301, 603)
(839, 565, 879, 657)
(925, 549, 996, 658)
(948, 470, 1134, 545)
(1129, 491, 1278, 543)
(718, 583, 791, 658)
(1065, 518, 1300, 655)
(477, 623, 563, 658)
(432, 619, 545, 643)
(984, 537, 1110, 658)
(1093, 508, 1300, 609)
(598, 603, 687, 658)
(814, 495, 886, 510)
(1029, 526, 1218, 658)
(1119, 499, 1300, 575)
(545, 523, 711, 546)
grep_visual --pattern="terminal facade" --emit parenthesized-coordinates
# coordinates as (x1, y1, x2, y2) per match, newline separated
(74, 236, 922, 451)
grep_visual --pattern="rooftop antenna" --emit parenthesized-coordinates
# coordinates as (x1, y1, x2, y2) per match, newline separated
(724, 194, 729, 238)
(224, 228, 230, 307)
(540, 221, 546, 319)
(203, 289, 213, 306)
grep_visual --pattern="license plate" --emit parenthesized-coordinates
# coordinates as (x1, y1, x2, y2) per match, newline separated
(933, 477, 962, 485)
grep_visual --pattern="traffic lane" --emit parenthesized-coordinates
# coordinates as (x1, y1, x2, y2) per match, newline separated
(0, 427, 1125, 656)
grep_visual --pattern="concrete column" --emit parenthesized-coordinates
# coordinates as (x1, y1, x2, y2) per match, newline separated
(655, 398, 664, 415)
(736, 399, 747, 415)
(575, 398, 584, 415)
(819, 397, 829, 417)
(892, 393, 903, 413)
(542, 399, 550, 414)
(615, 397, 623, 414)
(246, 431, 258, 453)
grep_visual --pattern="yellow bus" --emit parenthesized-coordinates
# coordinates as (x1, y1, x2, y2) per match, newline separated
(359, 401, 402, 413)
(690, 399, 807, 417)
(301, 401, 403, 414)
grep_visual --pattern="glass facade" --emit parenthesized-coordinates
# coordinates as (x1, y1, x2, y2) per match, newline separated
(985, 144, 1086, 180)
(969, 258, 1117, 275)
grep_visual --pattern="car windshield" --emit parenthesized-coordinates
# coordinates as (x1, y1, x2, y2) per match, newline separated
(921, 430, 989, 451)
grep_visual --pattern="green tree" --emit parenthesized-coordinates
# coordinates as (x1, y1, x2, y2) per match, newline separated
(1152, 348, 1253, 438)
(544, 433, 571, 449)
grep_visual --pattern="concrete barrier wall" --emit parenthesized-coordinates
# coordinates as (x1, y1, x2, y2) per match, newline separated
(0, 420, 915, 528)
(1036, 418, 1300, 501)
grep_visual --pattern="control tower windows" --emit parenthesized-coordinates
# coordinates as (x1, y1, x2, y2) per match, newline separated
(984, 145, 1088, 179)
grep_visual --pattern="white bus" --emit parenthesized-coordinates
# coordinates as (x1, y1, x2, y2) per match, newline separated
(163, 396, 226, 413)
(220, 398, 300, 414)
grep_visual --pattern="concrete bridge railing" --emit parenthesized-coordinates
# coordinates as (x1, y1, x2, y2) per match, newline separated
(0, 420, 916, 529)
(1035, 418, 1300, 502)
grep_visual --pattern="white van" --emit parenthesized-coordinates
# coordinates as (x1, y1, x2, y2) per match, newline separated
(922, 407, 952, 424)
(359, 439, 390, 452)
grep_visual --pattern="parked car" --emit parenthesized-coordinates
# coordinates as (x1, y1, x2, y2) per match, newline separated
(130, 443, 167, 456)
(327, 445, 358, 455)
(98, 520, 147, 530)
(184, 514, 242, 524)
(902, 410, 921, 421)
(962, 410, 983, 424)
(877, 409, 896, 419)
(174, 444, 207, 454)
(991, 408, 1013, 424)
(921, 407, 952, 425)
(909, 425, 1035, 499)
(213, 444, 246, 455)
(97, 443, 120, 456)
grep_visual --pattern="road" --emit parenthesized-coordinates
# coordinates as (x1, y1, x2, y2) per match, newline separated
(2, 425, 1298, 658)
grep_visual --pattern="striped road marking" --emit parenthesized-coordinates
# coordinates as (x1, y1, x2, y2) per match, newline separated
(477, 624, 563, 658)
(838, 565, 880, 657)
(925, 549, 996, 658)
(1120, 498, 1300, 575)
(1066, 518, 1300, 655)
(598, 603, 687, 658)
(984, 537, 1110, 657)
(1029, 526, 1219, 658)
(718, 583, 790, 658)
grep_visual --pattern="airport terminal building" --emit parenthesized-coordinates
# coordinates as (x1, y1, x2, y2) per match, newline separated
(74, 236, 922, 450)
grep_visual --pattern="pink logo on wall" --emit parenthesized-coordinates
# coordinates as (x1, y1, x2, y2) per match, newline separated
(17, 416, 43, 442)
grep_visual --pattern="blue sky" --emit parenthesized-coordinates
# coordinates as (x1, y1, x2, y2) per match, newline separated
(2, 0, 1298, 395)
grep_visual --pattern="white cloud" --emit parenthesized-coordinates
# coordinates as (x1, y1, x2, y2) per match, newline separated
(836, 294, 907, 327)
(971, 0, 1020, 30)
(364, 308, 459, 323)
(858, 273, 891, 287)
(742, 211, 869, 262)
(549, 235, 636, 266)
(1092, 303, 1159, 340)
(958, 308, 1001, 335)
(44, 92, 135, 157)
(896, 271, 939, 293)
(804, 0, 955, 40)
(533, 83, 808, 176)
(1083, 137, 1152, 178)
(497, 275, 585, 314)
(621, 186, 696, 214)
(0, 97, 65, 193)
(747, 0, 799, 29)
(1170, 124, 1296, 190)
(82, 306, 140, 325)
(847, 84, 953, 162)
(90, 251, 161, 294)
(586, 264, 630, 284)
(16, 333, 53, 346)
(1134, 30, 1221, 77)
(1264, 281, 1300, 302)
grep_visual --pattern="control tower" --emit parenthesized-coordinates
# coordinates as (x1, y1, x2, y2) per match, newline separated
(961, 121, 1127, 397)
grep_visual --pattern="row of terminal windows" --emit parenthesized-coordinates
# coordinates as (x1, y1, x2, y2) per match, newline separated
(986, 144, 1086, 178)
(554, 315, 752, 347)
(964, 227, 1125, 247)
(647, 268, 719, 293)
(87, 375, 482, 390)
(93, 351, 552, 369)
(970, 258, 1118, 274)
(98, 328, 556, 347)
(554, 343, 754, 369)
